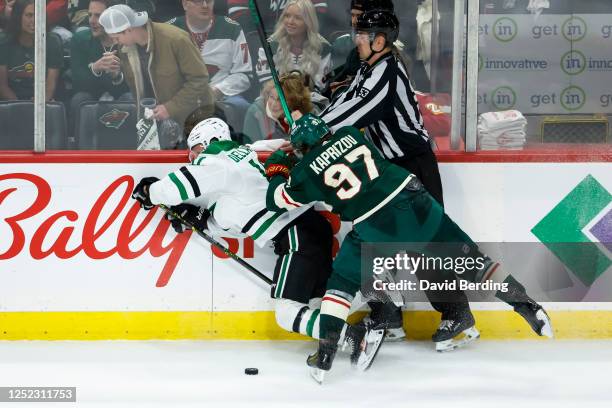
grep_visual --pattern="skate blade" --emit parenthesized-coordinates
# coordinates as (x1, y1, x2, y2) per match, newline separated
(309, 367, 326, 384)
(356, 329, 386, 371)
(384, 327, 406, 342)
(536, 309, 554, 338)
(436, 326, 480, 352)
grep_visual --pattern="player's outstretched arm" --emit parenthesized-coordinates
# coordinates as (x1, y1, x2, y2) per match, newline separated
(264, 150, 304, 212)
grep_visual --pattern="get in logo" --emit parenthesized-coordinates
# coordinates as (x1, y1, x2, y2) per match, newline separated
(493, 17, 517, 42)
(561, 50, 586, 76)
(562, 16, 587, 42)
(491, 86, 516, 110)
(532, 175, 612, 286)
(560, 86, 586, 111)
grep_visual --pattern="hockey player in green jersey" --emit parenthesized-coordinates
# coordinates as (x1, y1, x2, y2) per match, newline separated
(264, 114, 553, 382)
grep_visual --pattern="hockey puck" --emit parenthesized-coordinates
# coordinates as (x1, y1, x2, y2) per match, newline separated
(244, 368, 259, 375)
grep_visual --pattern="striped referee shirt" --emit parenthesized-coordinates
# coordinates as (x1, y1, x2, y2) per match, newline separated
(320, 52, 431, 160)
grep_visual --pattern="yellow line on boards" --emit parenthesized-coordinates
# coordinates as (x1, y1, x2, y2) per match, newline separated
(0, 311, 610, 340)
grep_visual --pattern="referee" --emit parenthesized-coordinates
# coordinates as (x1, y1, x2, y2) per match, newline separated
(320, 9, 475, 349)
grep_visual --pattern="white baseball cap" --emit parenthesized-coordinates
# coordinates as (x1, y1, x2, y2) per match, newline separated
(99, 4, 148, 34)
(188, 118, 231, 150)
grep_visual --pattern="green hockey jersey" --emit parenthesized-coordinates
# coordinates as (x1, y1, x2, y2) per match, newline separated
(267, 126, 414, 223)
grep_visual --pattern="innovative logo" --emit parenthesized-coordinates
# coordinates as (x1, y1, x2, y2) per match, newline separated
(532, 175, 612, 286)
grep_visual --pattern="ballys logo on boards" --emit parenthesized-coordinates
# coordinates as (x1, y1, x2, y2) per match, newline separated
(493, 17, 518, 42)
(0, 173, 256, 288)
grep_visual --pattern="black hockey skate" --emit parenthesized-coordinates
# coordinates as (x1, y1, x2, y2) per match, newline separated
(513, 301, 554, 338)
(496, 275, 554, 338)
(342, 324, 366, 365)
(342, 324, 386, 370)
(307, 339, 337, 384)
(432, 311, 480, 352)
(358, 302, 406, 342)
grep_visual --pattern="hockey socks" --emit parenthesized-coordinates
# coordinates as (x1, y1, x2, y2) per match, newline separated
(295, 306, 321, 339)
(319, 290, 353, 340)
(274, 299, 321, 339)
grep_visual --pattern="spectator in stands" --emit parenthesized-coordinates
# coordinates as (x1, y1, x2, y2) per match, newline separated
(243, 71, 325, 142)
(168, 0, 252, 123)
(148, 0, 183, 22)
(69, 0, 157, 30)
(47, 0, 70, 27)
(69, 0, 130, 126)
(99, 3, 215, 148)
(1, 0, 72, 43)
(228, 0, 330, 37)
(68, 0, 89, 29)
(254, 0, 331, 93)
(45, 1, 74, 46)
(0, 0, 15, 20)
(1, 0, 68, 25)
(0, 0, 63, 101)
(0, 0, 13, 31)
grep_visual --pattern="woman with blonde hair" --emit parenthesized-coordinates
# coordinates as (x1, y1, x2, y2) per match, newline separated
(254, 0, 331, 92)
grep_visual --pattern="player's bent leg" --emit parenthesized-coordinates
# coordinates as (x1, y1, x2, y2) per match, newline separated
(428, 214, 554, 338)
(308, 238, 386, 383)
(274, 298, 321, 339)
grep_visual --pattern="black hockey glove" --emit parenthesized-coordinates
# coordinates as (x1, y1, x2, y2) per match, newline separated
(132, 177, 160, 210)
(165, 204, 210, 234)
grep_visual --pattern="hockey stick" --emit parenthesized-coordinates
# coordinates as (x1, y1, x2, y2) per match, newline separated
(159, 204, 273, 286)
(248, 0, 294, 128)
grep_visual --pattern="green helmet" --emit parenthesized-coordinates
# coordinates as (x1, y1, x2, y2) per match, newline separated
(290, 113, 330, 154)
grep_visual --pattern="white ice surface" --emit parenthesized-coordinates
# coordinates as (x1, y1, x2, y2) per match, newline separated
(0, 340, 611, 408)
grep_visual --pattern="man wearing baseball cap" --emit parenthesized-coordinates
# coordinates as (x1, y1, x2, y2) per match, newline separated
(99, 3, 215, 148)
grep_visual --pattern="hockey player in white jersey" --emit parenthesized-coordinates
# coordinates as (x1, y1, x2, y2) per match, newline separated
(131, 118, 386, 373)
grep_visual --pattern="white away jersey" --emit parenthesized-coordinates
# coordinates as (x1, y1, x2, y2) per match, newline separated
(149, 141, 310, 246)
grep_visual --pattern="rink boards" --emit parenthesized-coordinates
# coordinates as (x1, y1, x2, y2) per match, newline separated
(0, 157, 611, 339)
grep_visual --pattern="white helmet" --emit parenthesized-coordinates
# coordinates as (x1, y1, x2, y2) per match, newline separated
(187, 118, 231, 150)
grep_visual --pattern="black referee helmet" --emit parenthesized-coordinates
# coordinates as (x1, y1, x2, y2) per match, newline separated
(355, 9, 400, 44)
